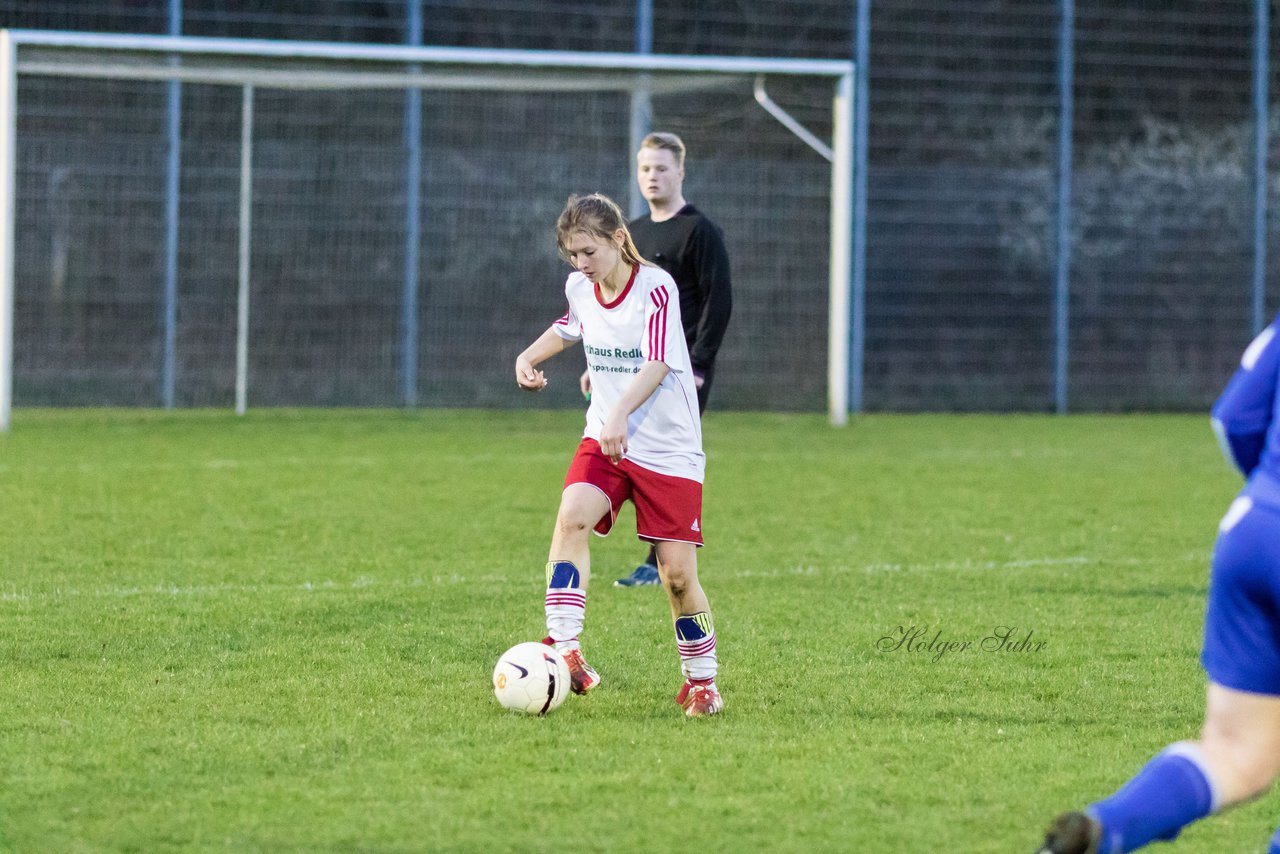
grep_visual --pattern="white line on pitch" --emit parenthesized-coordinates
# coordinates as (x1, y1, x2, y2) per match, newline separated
(0, 552, 1211, 603)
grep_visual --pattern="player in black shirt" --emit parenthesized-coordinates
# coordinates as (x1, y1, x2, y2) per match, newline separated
(580, 132, 733, 587)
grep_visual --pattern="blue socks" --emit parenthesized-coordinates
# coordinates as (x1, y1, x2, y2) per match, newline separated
(1090, 743, 1217, 853)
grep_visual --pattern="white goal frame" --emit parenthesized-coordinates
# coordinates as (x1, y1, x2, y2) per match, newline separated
(0, 29, 856, 429)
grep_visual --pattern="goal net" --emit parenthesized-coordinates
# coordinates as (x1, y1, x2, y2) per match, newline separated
(0, 30, 854, 430)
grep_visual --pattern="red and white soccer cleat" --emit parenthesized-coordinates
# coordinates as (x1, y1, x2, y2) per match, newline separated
(675, 678, 723, 717)
(543, 637, 600, 695)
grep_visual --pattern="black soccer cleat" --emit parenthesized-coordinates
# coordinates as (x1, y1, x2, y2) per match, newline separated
(1037, 811, 1102, 854)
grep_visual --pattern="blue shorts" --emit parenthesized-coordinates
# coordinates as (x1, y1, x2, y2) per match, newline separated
(1202, 496, 1280, 695)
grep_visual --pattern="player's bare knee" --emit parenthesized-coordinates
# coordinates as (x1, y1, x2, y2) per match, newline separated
(1200, 724, 1280, 798)
(659, 563, 693, 598)
(555, 512, 591, 537)
(1234, 744, 1280, 797)
(1224, 749, 1280, 800)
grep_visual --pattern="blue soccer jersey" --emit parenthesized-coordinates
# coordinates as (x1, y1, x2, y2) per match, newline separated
(1212, 317, 1280, 487)
(1203, 314, 1280, 694)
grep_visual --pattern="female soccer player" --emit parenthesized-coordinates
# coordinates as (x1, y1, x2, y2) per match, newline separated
(514, 193, 723, 717)
(592, 132, 735, 589)
(1039, 314, 1280, 852)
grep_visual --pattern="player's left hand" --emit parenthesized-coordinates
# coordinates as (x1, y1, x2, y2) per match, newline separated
(693, 368, 705, 390)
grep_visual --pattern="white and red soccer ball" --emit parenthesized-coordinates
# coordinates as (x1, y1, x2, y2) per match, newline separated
(492, 642, 571, 715)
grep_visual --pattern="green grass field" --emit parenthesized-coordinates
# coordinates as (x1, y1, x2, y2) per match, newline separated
(1, 408, 1274, 852)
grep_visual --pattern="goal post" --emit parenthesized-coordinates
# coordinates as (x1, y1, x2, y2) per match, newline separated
(0, 30, 856, 430)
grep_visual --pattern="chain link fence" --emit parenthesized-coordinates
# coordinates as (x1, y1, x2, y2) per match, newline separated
(1, 0, 1275, 412)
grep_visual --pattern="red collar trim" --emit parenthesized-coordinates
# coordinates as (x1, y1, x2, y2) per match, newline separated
(594, 264, 639, 308)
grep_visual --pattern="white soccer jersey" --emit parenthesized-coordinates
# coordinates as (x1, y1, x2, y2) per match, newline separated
(552, 264, 705, 482)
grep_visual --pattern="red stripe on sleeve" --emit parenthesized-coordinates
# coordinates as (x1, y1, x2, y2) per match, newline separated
(647, 296, 656, 357)
(649, 286, 669, 361)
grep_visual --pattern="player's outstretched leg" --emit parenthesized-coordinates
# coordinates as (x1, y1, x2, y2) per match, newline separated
(1040, 508, 1280, 853)
(1037, 678, 1280, 854)
(1036, 743, 1216, 853)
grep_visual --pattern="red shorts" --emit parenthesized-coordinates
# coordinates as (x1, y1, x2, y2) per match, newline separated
(564, 438, 704, 546)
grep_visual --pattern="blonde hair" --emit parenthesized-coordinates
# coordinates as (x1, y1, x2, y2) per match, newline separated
(639, 132, 686, 169)
(555, 193, 650, 268)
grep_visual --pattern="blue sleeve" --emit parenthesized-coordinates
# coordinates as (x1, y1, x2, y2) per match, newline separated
(1211, 318, 1280, 476)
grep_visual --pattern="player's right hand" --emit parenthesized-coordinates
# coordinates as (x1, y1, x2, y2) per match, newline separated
(516, 358, 548, 391)
(579, 370, 592, 400)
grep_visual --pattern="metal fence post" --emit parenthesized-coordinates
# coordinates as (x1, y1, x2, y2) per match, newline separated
(628, 0, 653, 220)
(0, 30, 14, 433)
(402, 0, 423, 407)
(161, 0, 182, 407)
(1251, 0, 1270, 335)
(235, 84, 253, 416)
(850, 0, 869, 417)
(1054, 0, 1074, 414)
